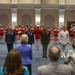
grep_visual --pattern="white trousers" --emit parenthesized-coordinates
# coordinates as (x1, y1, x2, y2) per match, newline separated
(35, 39, 40, 49)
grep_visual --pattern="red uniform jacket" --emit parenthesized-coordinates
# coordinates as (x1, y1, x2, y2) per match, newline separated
(34, 28, 41, 39)
(69, 28, 74, 37)
(14, 28, 19, 35)
(0, 28, 4, 35)
(31, 28, 34, 32)
(21, 28, 26, 35)
(5, 27, 8, 31)
(54, 29, 59, 37)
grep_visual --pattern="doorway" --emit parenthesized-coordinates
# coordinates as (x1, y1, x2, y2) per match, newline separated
(67, 21, 75, 30)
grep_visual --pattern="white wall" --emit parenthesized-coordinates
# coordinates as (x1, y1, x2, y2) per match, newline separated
(18, 0, 35, 4)
(42, 0, 58, 4)
(0, 0, 10, 4)
(66, 0, 75, 5)
(59, 0, 65, 5)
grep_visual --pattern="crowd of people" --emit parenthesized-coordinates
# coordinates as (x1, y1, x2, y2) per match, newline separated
(0, 24, 75, 75)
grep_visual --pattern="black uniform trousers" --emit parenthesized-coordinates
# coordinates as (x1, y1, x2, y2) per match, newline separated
(6, 43, 13, 52)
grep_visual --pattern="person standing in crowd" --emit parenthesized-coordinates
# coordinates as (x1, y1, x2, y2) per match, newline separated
(38, 46, 73, 75)
(21, 25, 26, 35)
(41, 26, 50, 58)
(60, 27, 63, 31)
(48, 26, 52, 34)
(0, 48, 29, 75)
(53, 26, 59, 44)
(69, 26, 74, 44)
(58, 26, 69, 58)
(64, 39, 75, 74)
(5, 25, 15, 52)
(30, 25, 34, 32)
(34, 25, 41, 50)
(17, 25, 22, 39)
(25, 26, 34, 45)
(0, 24, 4, 43)
(5, 25, 9, 31)
(16, 34, 32, 75)
(13, 26, 19, 43)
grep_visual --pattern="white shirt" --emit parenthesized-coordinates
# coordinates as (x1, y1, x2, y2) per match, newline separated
(58, 30, 69, 44)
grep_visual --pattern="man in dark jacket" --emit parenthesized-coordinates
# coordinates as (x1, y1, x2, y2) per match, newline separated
(5, 25, 15, 52)
(41, 26, 50, 58)
(25, 26, 34, 45)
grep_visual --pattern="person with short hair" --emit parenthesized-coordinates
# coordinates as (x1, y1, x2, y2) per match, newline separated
(5, 25, 15, 52)
(38, 46, 73, 75)
(58, 26, 69, 58)
(0, 24, 4, 43)
(16, 34, 32, 75)
(34, 25, 41, 50)
(53, 26, 59, 44)
(25, 26, 34, 45)
(58, 26, 69, 51)
(0, 48, 29, 75)
(69, 26, 74, 43)
(41, 26, 50, 58)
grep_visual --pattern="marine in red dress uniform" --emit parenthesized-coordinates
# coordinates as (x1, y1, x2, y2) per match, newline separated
(30, 25, 34, 33)
(17, 25, 22, 39)
(0, 25, 4, 43)
(34, 25, 41, 50)
(14, 26, 19, 43)
(54, 26, 59, 44)
(21, 25, 26, 35)
(69, 27, 74, 43)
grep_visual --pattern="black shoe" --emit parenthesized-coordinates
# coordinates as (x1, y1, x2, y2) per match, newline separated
(42, 56, 44, 58)
(42, 56, 47, 58)
(44, 56, 47, 58)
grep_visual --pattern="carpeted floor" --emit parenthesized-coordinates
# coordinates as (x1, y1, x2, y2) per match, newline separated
(0, 41, 73, 75)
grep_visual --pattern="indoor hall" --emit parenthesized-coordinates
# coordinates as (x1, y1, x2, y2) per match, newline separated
(0, 0, 75, 75)
(0, 41, 73, 75)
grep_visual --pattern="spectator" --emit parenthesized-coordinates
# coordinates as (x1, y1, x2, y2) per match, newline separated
(0, 48, 29, 75)
(16, 34, 32, 75)
(38, 46, 73, 75)
(64, 39, 75, 74)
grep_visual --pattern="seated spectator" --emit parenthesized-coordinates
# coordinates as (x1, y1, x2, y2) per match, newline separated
(16, 34, 32, 75)
(38, 46, 73, 75)
(0, 48, 29, 75)
(65, 39, 75, 74)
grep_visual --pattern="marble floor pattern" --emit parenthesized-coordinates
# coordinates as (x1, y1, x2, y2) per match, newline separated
(0, 41, 73, 75)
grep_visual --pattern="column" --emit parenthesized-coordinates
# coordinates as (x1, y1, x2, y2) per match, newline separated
(35, 0, 41, 4)
(11, 0, 18, 4)
(59, 9, 65, 27)
(59, 0, 65, 5)
(35, 9, 41, 25)
(11, 8, 17, 28)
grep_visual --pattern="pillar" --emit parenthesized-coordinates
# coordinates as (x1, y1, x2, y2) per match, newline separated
(35, 9, 41, 25)
(11, 8, 17, 28)
(59, 9, 65, 28)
